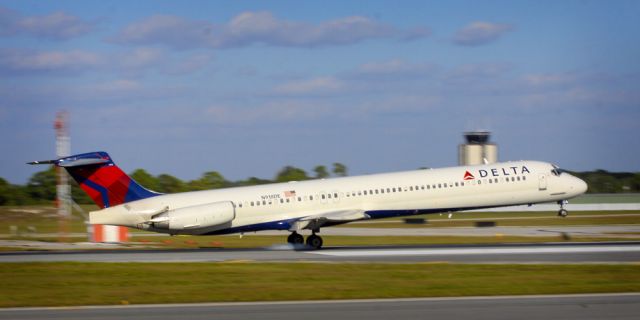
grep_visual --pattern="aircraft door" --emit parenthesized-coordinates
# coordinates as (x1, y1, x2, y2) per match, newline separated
(538, 174, 547, 191)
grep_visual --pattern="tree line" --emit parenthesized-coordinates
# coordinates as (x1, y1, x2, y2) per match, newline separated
(0, 163, 348, 206)
(0, 165, 638, 206)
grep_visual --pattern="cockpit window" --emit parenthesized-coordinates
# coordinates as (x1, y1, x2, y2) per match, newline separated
(551, 164, 562, 176)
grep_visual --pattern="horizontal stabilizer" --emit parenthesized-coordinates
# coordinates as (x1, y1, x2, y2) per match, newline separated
(28, 155, 110, 167)
(27, 159, 57, 165)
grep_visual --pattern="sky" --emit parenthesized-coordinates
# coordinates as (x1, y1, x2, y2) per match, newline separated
(1, 0, 639, 184)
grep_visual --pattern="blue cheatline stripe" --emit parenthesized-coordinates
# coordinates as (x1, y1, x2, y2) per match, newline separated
(204, 219, 296, 235)
(83, 179, 110, 208)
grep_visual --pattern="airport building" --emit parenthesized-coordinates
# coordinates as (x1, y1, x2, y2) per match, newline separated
(458, 131, 498, 165)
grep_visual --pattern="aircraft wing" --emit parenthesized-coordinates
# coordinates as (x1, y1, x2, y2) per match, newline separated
(289, 209, 370, 231)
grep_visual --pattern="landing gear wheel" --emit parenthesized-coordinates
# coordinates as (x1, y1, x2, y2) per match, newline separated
(557, 200, 569, 218)
(306, 234, 323, 249)
(287, 232, 304, 244)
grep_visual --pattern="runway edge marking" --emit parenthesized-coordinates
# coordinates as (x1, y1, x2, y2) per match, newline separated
(308, 245, 640, 257)
(1, 293, 639, 312)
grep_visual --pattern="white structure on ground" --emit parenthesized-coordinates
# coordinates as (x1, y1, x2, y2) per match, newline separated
(458, 131, 498, 165)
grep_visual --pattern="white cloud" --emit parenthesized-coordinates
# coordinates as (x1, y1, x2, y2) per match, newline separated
(111, 15, 215, 49)
(163, 52, 214, 75)
(111, 11, 429, 49)
(0, 49, 104, 72)
(453, 22, 513, 46)
(353, 59, 436, 77)
(0, 6, 93, 40)
(0, 47, 212, 77)
(118, 47, 165, 69)
(272, 77, 345, 95)
(444, 63, 512, 81)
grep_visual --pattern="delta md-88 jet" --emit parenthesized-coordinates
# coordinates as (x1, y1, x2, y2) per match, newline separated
(29, 151, 587, 249)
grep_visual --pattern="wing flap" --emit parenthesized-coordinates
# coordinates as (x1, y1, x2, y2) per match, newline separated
(290, 209, 369, 231)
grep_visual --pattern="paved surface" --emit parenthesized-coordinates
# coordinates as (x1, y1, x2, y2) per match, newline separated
(1, 293, 638, 320)
(2, 242, 640, 263)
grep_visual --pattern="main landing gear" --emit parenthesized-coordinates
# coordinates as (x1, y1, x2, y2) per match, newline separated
(287, 231, 323, 249)
(557, 200, 568, 217)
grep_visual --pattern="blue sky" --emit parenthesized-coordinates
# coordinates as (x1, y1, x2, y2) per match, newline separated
(1, 0, 639, 184)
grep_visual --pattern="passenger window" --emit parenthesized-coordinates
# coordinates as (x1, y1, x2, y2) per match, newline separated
(334, 193, 338, 198)
(310, 195, 314, 200)
(364, 190, 368, 195)
(251, 201, 254, 206)
(298, 196, 302, 201)
(286, 198, 290, 203)
(238, 203, 242, 208)
(478, 180, 482, 185)
(392, 188, 396, 192)
(386, 188, 391, 193)
(328, 194, 332, 199)
(523, 176, 527, 181)
(322, 194, 326, 199)
(262, 200, 266, 205)
(410, 186, 414, 191)
(280, 199, 284, 203)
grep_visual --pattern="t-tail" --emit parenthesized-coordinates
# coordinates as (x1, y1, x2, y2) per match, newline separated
(28, 151, 160, 208)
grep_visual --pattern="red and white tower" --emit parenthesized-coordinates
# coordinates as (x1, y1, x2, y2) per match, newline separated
(54, 111, 71, 241)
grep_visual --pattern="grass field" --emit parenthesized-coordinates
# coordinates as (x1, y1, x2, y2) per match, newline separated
(0, 262, 638, 307)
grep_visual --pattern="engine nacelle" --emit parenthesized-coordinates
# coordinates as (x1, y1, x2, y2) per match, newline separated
(150, 201, 235, 231)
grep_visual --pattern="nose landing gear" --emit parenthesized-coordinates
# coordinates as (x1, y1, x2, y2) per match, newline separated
(557, 200, 568, 217)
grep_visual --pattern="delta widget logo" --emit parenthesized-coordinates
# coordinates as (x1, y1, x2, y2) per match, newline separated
(463, 171, 475, 180)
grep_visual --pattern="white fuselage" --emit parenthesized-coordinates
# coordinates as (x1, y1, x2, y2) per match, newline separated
(90, 160, 587, 235)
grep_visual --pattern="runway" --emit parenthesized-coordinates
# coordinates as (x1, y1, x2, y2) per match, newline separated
(2, 242, 640, 263)
(1, 293, 638, 320)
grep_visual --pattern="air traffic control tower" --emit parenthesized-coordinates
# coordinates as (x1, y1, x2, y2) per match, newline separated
(458, 131, 498, 165)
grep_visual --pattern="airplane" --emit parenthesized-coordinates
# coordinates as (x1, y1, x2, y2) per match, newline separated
(29, 151, 588, 249)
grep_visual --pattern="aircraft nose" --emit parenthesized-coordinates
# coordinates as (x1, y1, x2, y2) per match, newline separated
(573, 176, 588, 194)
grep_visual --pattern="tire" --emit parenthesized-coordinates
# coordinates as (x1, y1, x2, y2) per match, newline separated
(558, 209, 568, 217)
(287, 233, 304, 244)
(306, 235, 323, 249)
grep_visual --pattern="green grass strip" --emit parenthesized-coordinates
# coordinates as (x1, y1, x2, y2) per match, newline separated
(1, 262, 639, 307)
